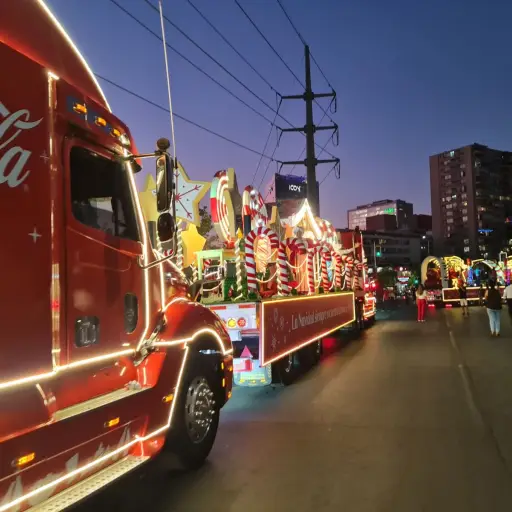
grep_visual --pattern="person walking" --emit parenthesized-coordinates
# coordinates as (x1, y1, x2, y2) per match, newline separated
(459, 281, 469, 316)
(416, 284, 427, 322)
(504, 281, 512, 319)
(485, 281, 502, 336)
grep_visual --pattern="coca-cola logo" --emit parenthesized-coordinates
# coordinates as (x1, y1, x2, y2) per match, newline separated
(0, 102, 43, 188)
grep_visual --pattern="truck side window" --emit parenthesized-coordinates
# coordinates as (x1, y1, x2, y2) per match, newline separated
(70, 147, 140, 242)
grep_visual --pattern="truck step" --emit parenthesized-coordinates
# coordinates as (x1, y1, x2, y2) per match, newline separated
(53, 386, 148, 422)
(30, 455, 149, 511)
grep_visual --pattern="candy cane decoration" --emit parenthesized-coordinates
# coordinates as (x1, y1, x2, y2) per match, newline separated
(277, 241, 289, 295)
(242, 185, 268, 231)
(353, 259, 364, 289)
(333, 252, 343, 289)
(235, 238, 243, 296)
(320, 246, 332, 290)
(344, 254, 354, 290)
(245, 226, 280, 293)
(304, 239, 319, 294)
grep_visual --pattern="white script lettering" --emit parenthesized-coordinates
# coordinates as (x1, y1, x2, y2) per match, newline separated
(0, 102, 43, 188)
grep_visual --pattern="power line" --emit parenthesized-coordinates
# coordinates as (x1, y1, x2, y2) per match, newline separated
(96, 74, 281, 162)
(108, 0, 278, 127)
(252, 100, 282, 186)
(234, 0, 304, 88)
(275, 0, 334, 90)
(288, 98, 334, 175)
(259, 139, 281, 192)
(236, 0, 337, 128)
(112, 0, 338, 161)
(319, 160, 341, 185)
(272, 0, 337, 121)
(143, 0, 283, 121)
(186, 0, 279, 96)
(275, 0, 306, 45)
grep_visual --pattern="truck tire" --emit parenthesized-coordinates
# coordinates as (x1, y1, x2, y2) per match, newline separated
(274, 352, 299, 386)
(299, 340, 322, 368)
(167, 353, 221, 470)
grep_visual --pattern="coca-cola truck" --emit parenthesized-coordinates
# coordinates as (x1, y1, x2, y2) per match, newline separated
(0, 2, 233, 510)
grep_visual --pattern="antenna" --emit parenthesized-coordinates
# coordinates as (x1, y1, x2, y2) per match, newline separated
(158, 0, 177, 164)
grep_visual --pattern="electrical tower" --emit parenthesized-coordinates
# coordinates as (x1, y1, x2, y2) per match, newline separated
(280, 45, 339, 217)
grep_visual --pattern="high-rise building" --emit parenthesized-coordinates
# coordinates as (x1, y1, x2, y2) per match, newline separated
(347, 199, 413, 230)
(430, 143, 512, 259)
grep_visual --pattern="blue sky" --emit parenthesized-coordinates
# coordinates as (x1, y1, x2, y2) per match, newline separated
(47, 0, 512, 226)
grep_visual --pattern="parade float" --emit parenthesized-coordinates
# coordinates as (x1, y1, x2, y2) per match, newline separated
(420, 255, 507, 305)
(142, 167, 376, 386)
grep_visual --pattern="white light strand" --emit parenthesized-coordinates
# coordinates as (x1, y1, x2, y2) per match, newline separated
(176, 222, 184, 270)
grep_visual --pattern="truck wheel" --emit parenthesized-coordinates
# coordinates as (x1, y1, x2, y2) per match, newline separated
(311, 340, 322, 365)
(275, 353, 298, 386)
(167, 354, 220, 470)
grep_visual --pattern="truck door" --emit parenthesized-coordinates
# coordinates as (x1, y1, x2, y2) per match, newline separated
(63, 140, 145, 364)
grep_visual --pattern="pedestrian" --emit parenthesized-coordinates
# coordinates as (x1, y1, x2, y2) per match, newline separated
(504, 281, 512, 319)
(479, 284, 485, 306)
(416, 284, 427, 322)
(485, 281, 502, 336)
(459, 281, 469, 317)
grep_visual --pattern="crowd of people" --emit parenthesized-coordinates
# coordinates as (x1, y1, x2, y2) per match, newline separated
(410, 280, 512, 336)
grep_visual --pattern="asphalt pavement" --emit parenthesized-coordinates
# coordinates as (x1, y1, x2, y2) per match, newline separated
(76, 303, 512, 512)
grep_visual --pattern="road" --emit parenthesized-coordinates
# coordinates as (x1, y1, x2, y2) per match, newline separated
(77, 304, 512, 512)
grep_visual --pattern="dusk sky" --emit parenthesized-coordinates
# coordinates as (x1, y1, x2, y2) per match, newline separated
(47, 0, 512, 227)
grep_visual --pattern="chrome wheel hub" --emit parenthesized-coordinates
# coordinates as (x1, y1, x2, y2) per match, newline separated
(185, 377, 216, 444)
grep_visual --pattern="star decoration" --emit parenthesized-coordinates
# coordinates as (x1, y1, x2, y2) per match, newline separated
(138, 163, 211, 227)
(138, 174, 159, 225)
(174, 163, 210, 225)
(181, 223, 206, 268)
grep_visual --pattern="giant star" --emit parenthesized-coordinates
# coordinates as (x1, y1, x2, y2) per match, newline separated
(174, 162, 210, 225)
(181, 223, 206, 268)
(138, 163, 210, 227)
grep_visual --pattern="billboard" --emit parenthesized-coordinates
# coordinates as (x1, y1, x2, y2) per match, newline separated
(274, 174, 307, 201)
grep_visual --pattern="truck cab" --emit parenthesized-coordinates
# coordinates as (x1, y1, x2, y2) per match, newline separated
(0, 2, 232, 510)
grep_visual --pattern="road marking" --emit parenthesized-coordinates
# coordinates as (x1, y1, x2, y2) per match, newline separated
(447, 329, 485, 430)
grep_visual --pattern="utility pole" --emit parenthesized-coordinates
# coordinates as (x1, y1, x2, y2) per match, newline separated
(279, 45, 339, 217)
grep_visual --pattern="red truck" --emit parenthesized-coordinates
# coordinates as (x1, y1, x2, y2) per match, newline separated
(0, 2, 233, 510)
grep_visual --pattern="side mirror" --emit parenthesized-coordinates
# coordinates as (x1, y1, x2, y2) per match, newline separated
(157, 212, 175, 242)
(156, 154, 173, 212)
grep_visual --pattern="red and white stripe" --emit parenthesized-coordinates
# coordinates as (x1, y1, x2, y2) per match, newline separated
(245, 226, 280, 293)
(353, 259, 364, 290)
(320, 246, 332, 290)
(277, 241, 289, 295)
(344, 254, 354, 290)
(304, 239, 319, 294)
(242, 185, 268, 231)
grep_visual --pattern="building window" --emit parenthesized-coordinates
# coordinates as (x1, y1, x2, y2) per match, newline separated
(450, 151, 455, 157)
(462, 216, 468, 222)
(464, 238, 470, 244)
(464, 246, 470, 253)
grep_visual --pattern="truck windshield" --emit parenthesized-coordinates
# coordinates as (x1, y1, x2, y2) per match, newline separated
(70, 146, 140, 242)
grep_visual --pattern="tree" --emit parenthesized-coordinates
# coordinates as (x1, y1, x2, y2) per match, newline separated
(197, 206, 213, 237)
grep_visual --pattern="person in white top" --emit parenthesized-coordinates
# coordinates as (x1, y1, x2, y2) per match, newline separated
(415, 284, 427, 322)
(504, 281, 512, 318)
